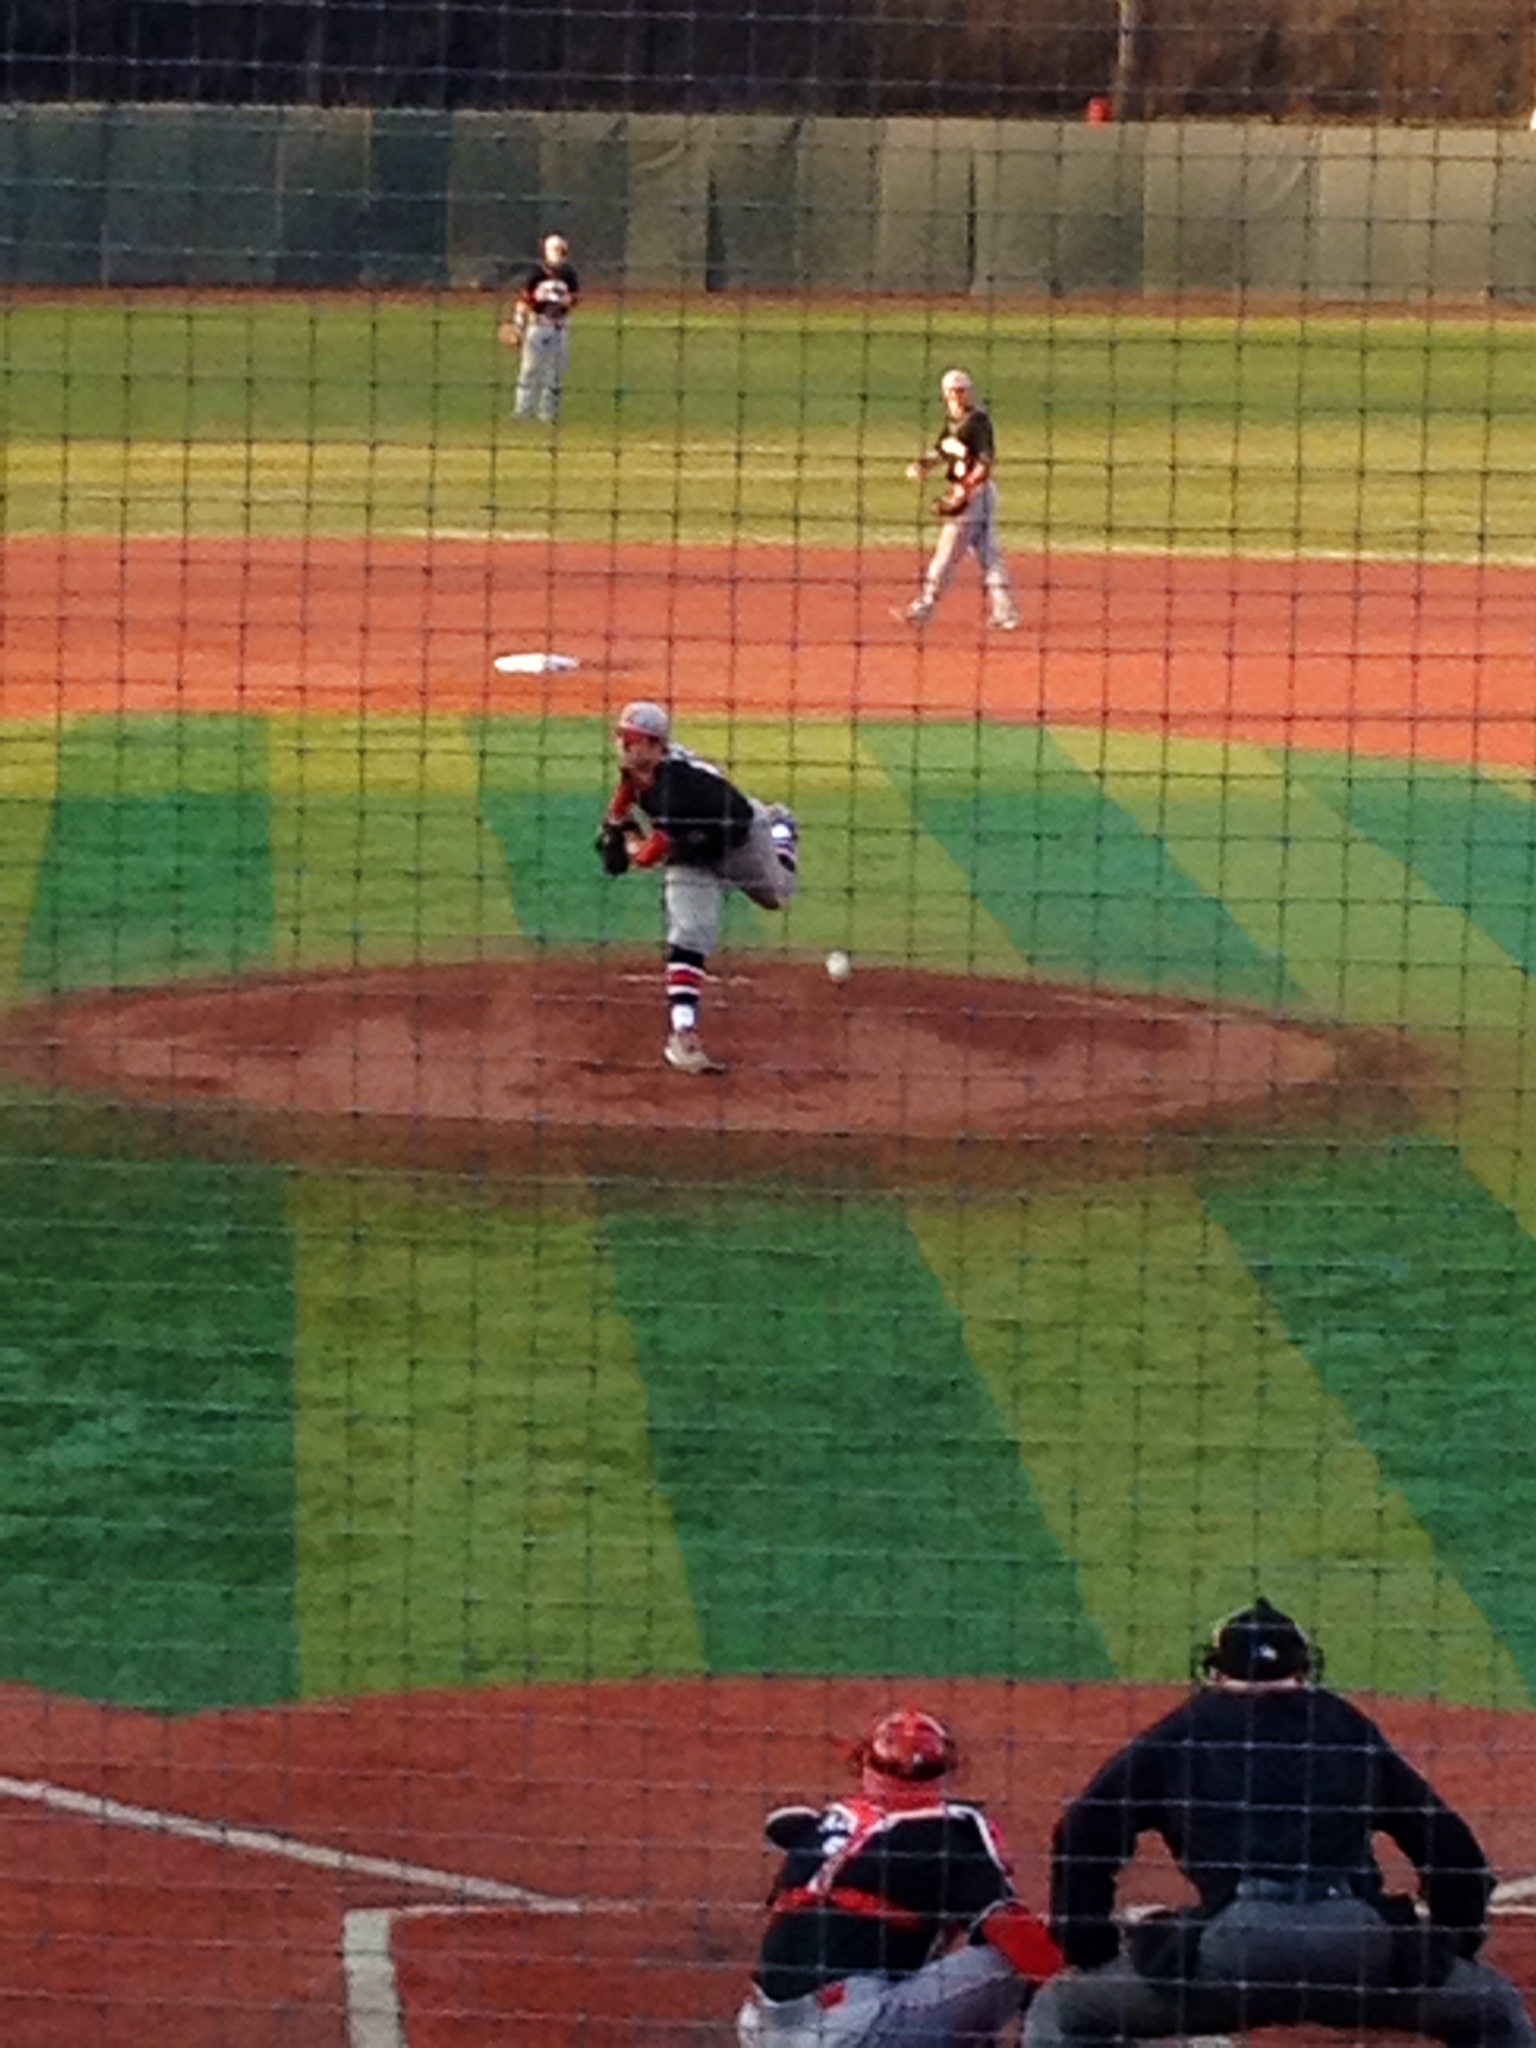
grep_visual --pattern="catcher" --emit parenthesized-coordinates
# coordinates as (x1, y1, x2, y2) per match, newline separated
(896, 368, 1020, 632)
(739, 1705, 1063, 2048)
(597, 700, 798, 1076)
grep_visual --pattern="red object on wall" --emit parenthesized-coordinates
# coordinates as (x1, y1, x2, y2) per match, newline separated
(1086, 95, 1112, 123)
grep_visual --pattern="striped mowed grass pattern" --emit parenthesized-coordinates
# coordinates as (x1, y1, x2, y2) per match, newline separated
(2, 713, 1536, 1708)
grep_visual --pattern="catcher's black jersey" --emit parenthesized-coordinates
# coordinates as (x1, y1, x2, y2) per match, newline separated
(934, 407, 995, 487)
(626, 747, 755, 867)
(520, 261, 580, 323)
(755, 1796, 1014, 2001)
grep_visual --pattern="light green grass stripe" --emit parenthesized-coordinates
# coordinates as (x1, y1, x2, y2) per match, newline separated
(0, 728, 60, 1001)
(269, 716, 522, 969)
(1050, 728, 1536, 1231)
(906, 1182, 1526, 1705)
(290, 1173, 703, 1698)
(682, 719, 1031, 974)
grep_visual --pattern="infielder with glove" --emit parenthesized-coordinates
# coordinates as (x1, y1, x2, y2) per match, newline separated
(897, 368, 1020, 632)
(739, 1705, 1062, 2048)
(598, 700, 799, 1075)
(1028, 1599, 1536, 2048)
(499, 232, 580, 424)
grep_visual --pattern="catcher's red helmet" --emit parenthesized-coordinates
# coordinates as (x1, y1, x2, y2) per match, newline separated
(855, 1706, 959, 1783)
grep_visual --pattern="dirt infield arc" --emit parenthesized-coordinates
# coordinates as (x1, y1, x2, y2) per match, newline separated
(0, 957, 1355, 1182)
(5, 536, 1536, 768)
(6, 1676, 1536, 2048)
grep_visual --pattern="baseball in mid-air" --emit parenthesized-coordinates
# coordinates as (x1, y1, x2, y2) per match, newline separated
(825, 949, 853, 982)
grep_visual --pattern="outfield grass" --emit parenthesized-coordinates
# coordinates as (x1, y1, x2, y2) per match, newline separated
(8, 299, 1536, 555)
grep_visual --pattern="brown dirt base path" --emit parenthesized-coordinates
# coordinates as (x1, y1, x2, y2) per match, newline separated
(5, 537, 1536, 769)
(4, 1676, 1536, 2047)
(0, 956, 1368, 1184)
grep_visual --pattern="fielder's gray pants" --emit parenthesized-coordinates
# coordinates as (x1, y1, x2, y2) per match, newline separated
(664, 802, 798, 958)
(739, 1944, 1025, 2048)
(514, 320, 570, 421)
(920, 483, 1016, 621)
(1025, 1898, 1536, 2048)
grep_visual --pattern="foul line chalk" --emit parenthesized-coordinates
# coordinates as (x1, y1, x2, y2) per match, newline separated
(0, 1772, 576, 1909)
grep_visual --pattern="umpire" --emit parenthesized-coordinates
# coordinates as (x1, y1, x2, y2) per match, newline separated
(1026, 1598, 1536, 2048)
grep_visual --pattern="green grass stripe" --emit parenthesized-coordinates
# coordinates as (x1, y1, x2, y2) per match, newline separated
(684, 719, 1030, 974)
(1203, 1133, 1536, 1703)
(864, 723, 1290, 1004)
(22, 714, 273, 992)
(0, 726, 59, 1001)
(599, 1187, 1111, 1679)
(1050, 727, 1526, 1033)
(1050, 728, 1536, 1232)
(473, 718, 668, 951)
(268, 715, 522, 970)
(0, 1151, 297, 1712)
(289, 1172, 701, 1698)
(905, 1182, 1525, 1706)
(1284, 754, 1536, 975)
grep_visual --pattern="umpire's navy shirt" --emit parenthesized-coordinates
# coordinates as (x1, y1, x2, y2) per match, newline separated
(1051, 1684, 1493, 1969)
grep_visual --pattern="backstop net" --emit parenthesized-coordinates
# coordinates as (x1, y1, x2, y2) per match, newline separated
(5, 2, 1536, 2043)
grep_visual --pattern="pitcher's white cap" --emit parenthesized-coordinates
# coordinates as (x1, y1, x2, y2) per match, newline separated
(616, 700, 670, 741)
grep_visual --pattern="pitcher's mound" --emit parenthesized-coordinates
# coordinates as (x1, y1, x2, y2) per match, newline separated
(0, 954, 1368, 1187)
(3, 955, 1357, 1185)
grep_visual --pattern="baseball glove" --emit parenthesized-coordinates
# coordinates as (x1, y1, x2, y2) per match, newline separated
(597, 822, 631, 876)
(933, 483, 970, 517)
(497, 315, 527, 348)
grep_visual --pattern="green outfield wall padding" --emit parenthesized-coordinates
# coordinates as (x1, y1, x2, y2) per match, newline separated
(538, 113, 630, 284)
(796, 117, 881, 290)
(367, 111, 452, 290)
(707, 116, 803, 291)
(274, 106, 371, 289)
(1143, 127, 1316, 298)
(448, 112, 545, 290)
(626, 114, 712, 291)
(1315, 129, 1499, 303)
(1203, 1134, 1536, 1701)
(9, 105, 109, 286)
(0, 1150, 297, 1712)
(1491, 145, 1536, 305)
(972, 124, 1143, 297)
(871, 117, 988, 297)
(5, 109, 1536, 296)
(101, 107, 281, 288)
(601, 1188, 1112, 1680)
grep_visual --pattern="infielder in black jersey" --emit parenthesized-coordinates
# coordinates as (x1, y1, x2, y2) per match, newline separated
(741, 1706, 1062, 2048)
(898, 368, 1020, 632)
(500, 232, 580, 423)
(598, 700, 799, 1075)
(1028, 1600, 1536, 2048)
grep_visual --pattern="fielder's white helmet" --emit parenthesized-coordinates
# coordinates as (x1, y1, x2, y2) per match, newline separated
(616, 700, 670, 741)
(941, 367, 974, 395)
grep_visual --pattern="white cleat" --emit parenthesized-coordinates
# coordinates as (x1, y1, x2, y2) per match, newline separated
(665, 1028, 725, 1076)
(892, 602, 932, 628)
(990, 610, 1021, 632)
